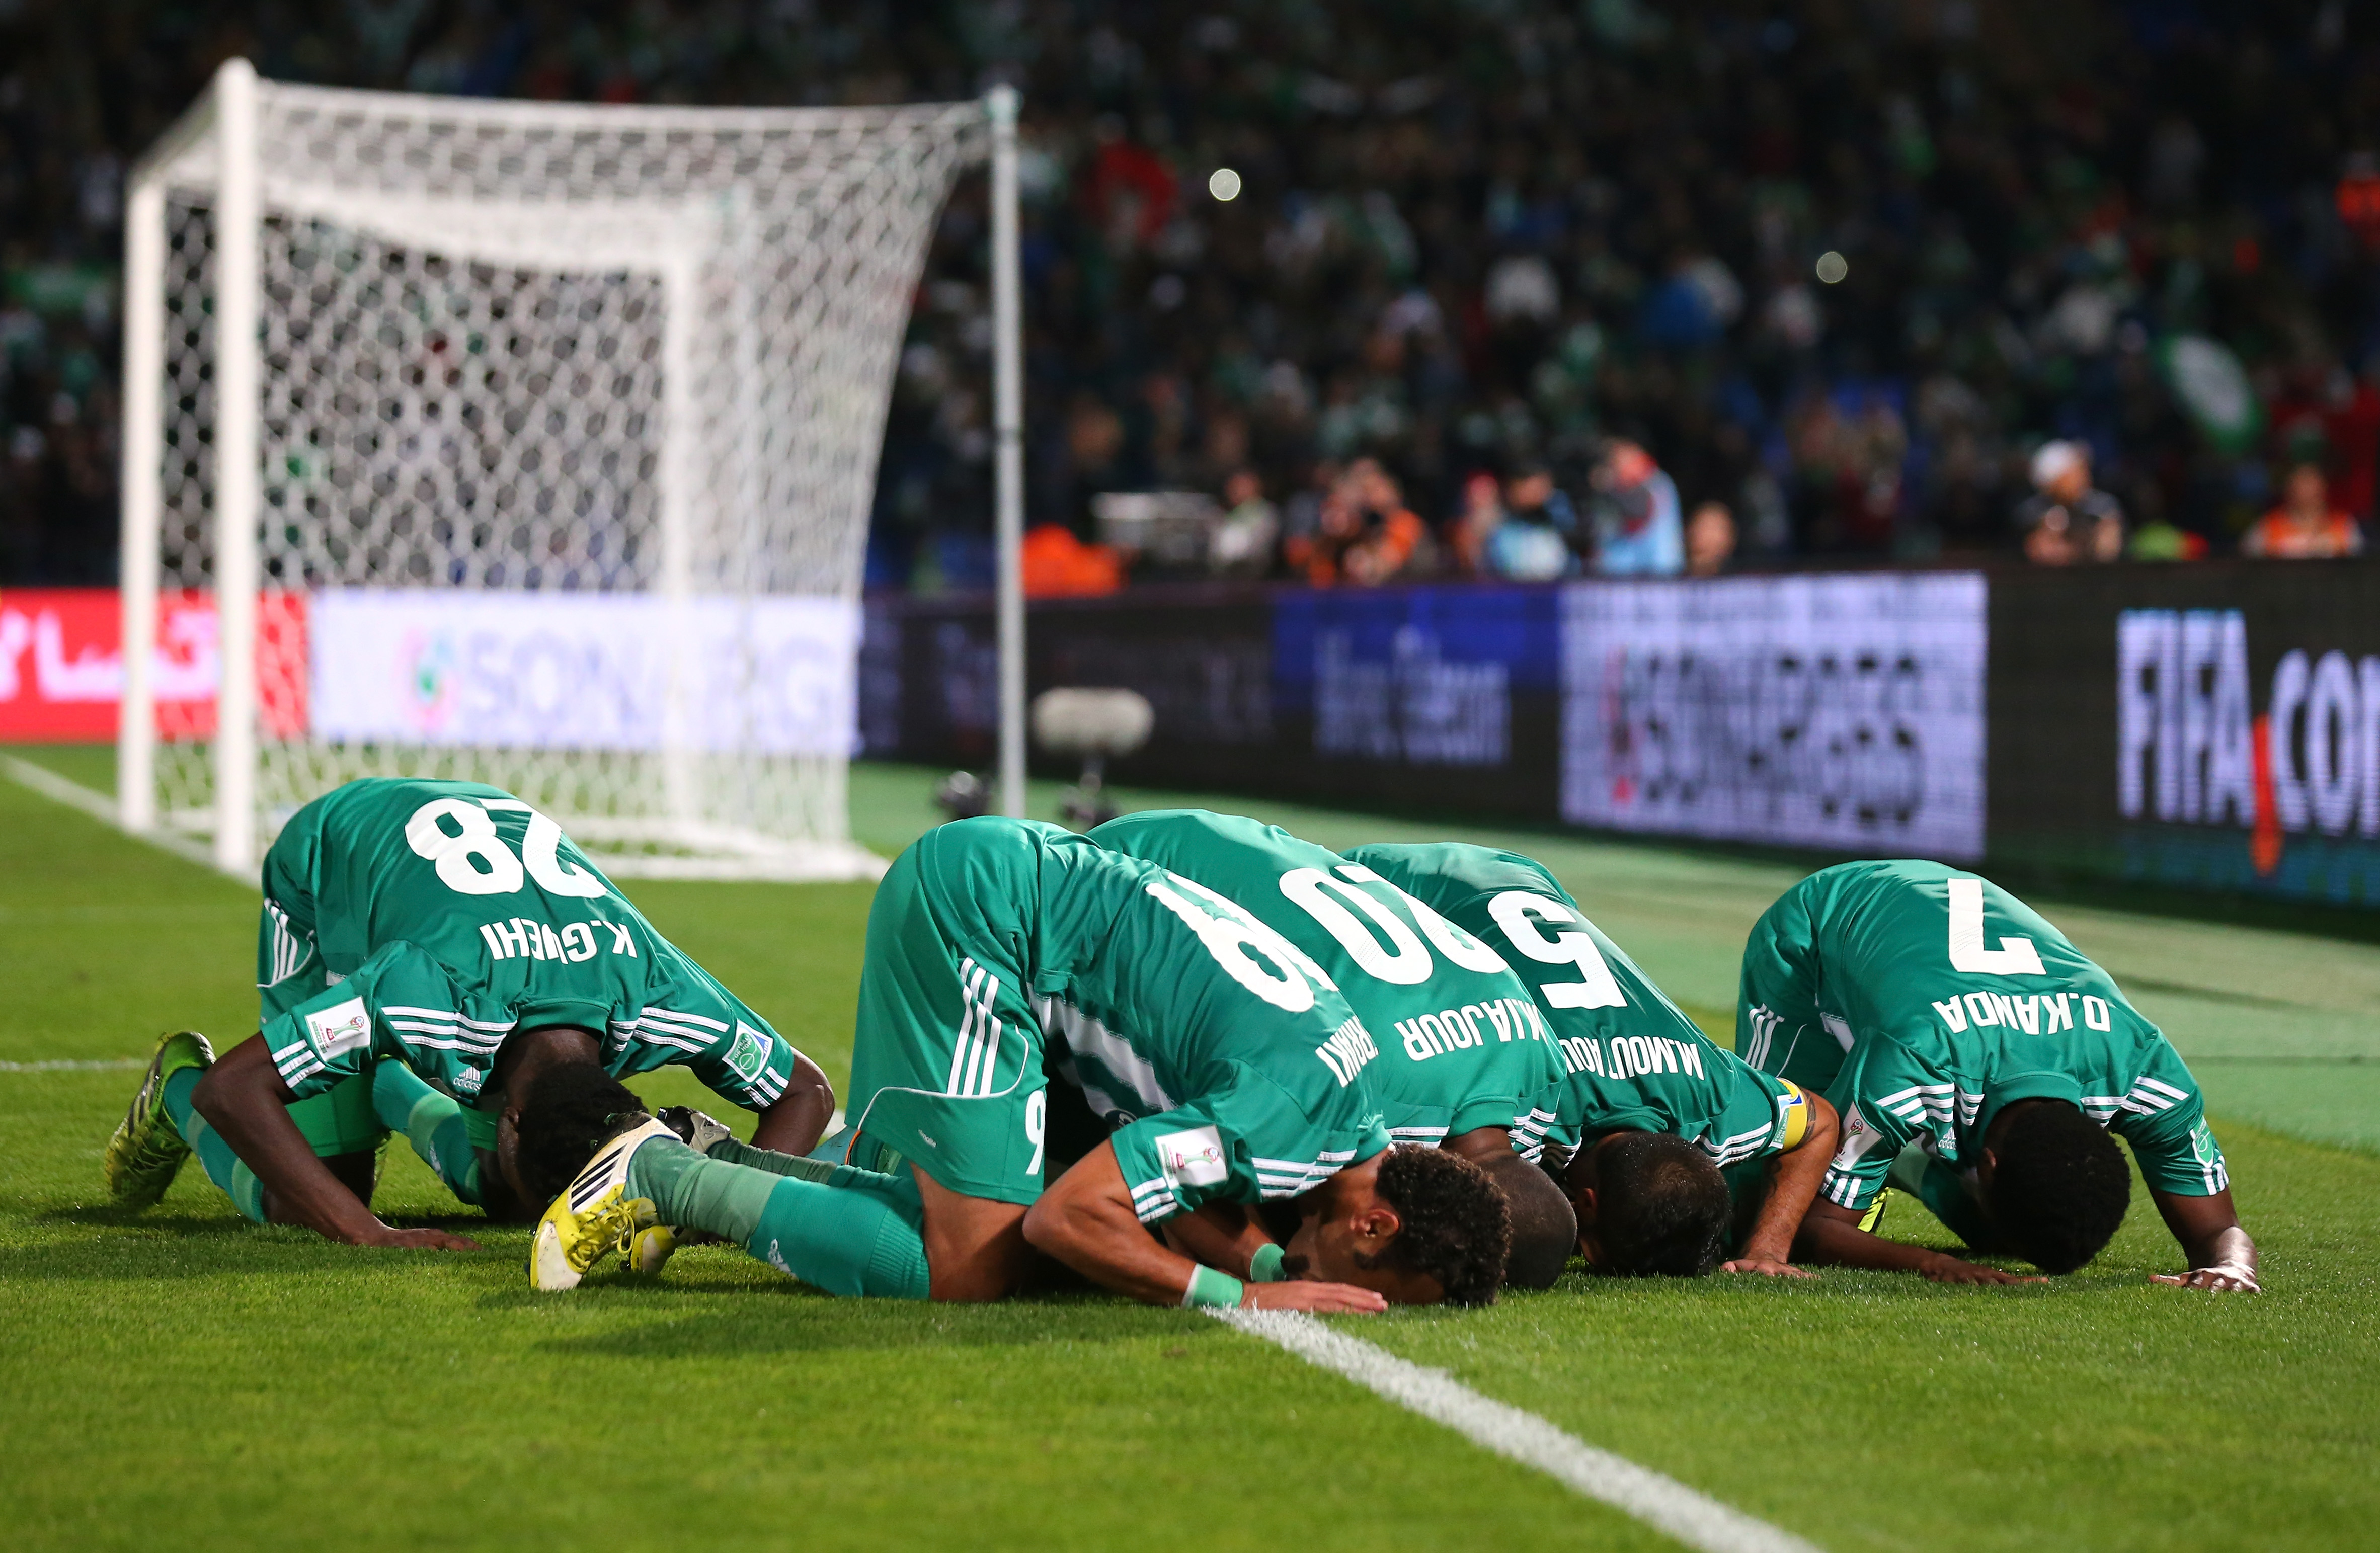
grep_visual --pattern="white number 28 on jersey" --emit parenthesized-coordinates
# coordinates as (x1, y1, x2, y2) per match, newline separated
(404, 797, 608, 899)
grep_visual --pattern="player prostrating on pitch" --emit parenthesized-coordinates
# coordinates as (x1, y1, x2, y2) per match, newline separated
(1351, 842, 1838, 1279)
(102, 776, 832, 1248)
(1738, 860, 2257, 1290)
(1088, 809, 1575, 1286)
(519, 815, 1510, 1310)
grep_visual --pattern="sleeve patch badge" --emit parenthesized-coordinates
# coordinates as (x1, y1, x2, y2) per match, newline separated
(1155, 1125, 1229, 1190)
(1831, 1103, 1886, 1170)
(724, 1023, 772, 1083)
(304, 997, 372, 1059)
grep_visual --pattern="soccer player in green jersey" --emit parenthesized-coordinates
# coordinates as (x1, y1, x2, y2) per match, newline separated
(101, 777, 831, 1249)
(1087, 809, 1575, 1287)
(1738, 860, 2258, 1290)
(519, 816, 1510, 1310)
(1351, 842, 1838, 1280)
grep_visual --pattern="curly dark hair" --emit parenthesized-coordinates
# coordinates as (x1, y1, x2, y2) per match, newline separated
(1595, 1131, 1731, 1278)
(1367, 1143, 1512, 1306)
(513, 1062, 650, 1205)
(1987, 1102, 2132, 1275)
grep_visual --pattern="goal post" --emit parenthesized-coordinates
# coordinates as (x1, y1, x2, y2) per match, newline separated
(118, 58, 1012, 880)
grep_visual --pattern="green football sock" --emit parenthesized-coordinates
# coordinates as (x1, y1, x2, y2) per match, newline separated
(702, 1134, 840, 1182)
(628, 1136, 929, 1299)
(370, 1061, 481, 1205)
(165, 1067, 267, 1225)
(627, 1137, 781, 1242)
(745, 1170, 929, 1299)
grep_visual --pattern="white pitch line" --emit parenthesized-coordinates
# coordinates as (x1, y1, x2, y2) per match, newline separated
(1212, 1309, 1820, 1553)
(0, 756, 236, 878)
(0, 1058, 147, 1072)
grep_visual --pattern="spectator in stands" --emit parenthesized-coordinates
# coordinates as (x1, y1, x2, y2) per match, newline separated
(1587, 441, 1684, 577)
(1208, 469, 1279, 578)
(1447, 472, 1502, 576)
(18, 4, 2379, 580)
(2014, 442, 2124, 566)
(2242, 465, 2365, 560)
(1021, 524, 1126, 597)
(1457, 469, 1573, 582)
(1504, 464, 1580, 565)
(1285, 458, 1430, 587)
(1685, 502, 1738, 578)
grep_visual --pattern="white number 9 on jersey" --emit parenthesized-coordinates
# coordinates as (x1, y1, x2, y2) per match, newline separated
(404, 797, 608, 898)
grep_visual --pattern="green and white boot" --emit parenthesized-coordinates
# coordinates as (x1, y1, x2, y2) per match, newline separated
(103, 1031, 215, 1208)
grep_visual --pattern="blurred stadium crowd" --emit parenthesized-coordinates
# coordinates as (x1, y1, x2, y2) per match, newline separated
(4, 1, 2379, 590)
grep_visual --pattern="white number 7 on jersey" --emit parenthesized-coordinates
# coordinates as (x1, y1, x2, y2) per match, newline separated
(1945, 877, 2044, 975)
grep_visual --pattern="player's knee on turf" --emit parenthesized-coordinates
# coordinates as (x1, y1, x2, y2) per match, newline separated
(1571, 1132, 1731, 1277)
(1981, 1102, 2131, 1274)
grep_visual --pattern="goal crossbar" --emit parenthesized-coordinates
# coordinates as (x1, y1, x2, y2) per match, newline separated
(119, 60, 1016, 882)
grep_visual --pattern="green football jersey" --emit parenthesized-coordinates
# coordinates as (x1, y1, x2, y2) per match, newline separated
(1739, 860, 2228, 1213)
(259, 778, 801, 1114)
(1090, 812, 1563, 1147)
(1347, 843, 1811, 1174)
(849, 817, 1391, 1222)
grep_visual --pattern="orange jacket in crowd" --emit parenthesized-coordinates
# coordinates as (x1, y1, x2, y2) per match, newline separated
(1285, 506, 1428, 586)
(2241, 508, 2365, 559)
(1021, 524, 1127, 596)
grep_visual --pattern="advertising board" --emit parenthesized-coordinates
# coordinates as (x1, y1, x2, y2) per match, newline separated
(1558, 573, 1989, 859)
(863, 586, 1558, 816)
(1991, 564, 2380, 905)
(0, 588, 306, 741)
(310, 589, 858, 755)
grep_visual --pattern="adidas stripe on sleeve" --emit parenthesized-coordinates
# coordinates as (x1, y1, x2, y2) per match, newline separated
(263, 942, 498, 1103)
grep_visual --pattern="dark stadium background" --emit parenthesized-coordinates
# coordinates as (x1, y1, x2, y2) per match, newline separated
(8, 0, 2380, 911)
(4, 1, 2377, 588)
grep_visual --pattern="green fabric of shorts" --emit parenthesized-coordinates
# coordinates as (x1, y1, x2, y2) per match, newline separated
(285, 1073, 385, 1158)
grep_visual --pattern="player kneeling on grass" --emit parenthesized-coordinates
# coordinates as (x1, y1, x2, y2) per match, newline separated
(1352, 843, 1837, 1279)
(1087, 810, 1578, 1289)
(1738, 861, 2257, 1291)
(102, 777, 831, 1248)
(519, 815, 1511, 1310)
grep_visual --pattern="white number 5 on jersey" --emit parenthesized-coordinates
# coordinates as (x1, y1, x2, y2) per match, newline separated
(1485, 891, 1626, 1010)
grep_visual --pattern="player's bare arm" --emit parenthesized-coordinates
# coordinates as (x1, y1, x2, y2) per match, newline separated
(192, 1035, 479, 1251)
(1164, 1200, 1280, 1279)
(2149, 1187, 2260, 1293)
(1724, 1091, 1836, 1278)
(1023, 1141, 1389, 1311)
(1793, 1196, 2045, 1285)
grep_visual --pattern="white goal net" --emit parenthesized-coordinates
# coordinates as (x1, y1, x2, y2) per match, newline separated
(119, 59, 1005, 879)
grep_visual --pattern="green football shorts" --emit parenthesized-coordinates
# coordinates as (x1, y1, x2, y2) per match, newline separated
(286, 1073, 385, 1158)
(1737, 917, 1853, 1094)
(840, 841, 1050, 1206)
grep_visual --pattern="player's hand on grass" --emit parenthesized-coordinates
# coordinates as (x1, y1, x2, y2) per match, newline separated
(351, 1223, 481, 1252)
(2152, 1264, 2261, 1294)
(1240, 1280, 1388, 1314)
(1919, 1252, 2044, 1286)
(1721, 1255, 1815, 1278)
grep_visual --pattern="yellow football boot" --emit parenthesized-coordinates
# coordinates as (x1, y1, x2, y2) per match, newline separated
(104, 1031, 215, 1208)
(529, 1116, 680, 1291)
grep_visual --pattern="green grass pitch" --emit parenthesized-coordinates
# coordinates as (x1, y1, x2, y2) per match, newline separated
(3, 750, 2376, 1551)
